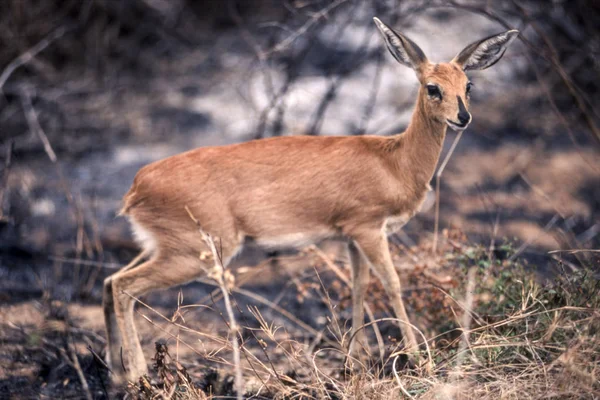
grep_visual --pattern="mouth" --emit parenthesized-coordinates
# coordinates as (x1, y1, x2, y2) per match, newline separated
(446, 119, 469, 131)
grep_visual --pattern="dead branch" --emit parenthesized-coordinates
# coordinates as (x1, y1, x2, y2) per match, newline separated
(0, 141, 13, 223)
(508, 213, 560, 262)
(20, 88, 103, 295)
(432, 130, 464, 253)
(305, 2, 361, 134)
(59, 335, 93, 400)
(266, 0, 348, 56)
(20, 90, 57, 162)
(354, 51, 384, 135)
(253, 20, 324, 139)
(0, 26, 68, 92)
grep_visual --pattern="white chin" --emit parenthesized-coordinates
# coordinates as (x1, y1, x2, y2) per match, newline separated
(446, 121, 468, 132)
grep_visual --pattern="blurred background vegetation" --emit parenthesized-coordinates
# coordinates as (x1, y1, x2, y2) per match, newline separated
(0, 0, 598, 398)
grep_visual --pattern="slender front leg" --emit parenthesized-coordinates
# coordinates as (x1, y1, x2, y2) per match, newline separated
(348, 241, 370, 356)
(351, 229, 419, 352)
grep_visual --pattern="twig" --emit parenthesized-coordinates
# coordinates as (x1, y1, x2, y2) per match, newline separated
(124, 290, 228, 345)
(355, 317, 434, 372)
(195, 254, 294, 308)
(87, 346, 110, 398)
(0, 26, 68, 91)
(355, 51, 384, 135)
(20, 88, 106, 293)
(48, 256, 121, 269)
(20, 90, 57, 162)
(309, 245, 385, 362)
(452, 266, 477, 381)
(548, 249, 600, 254)
(266, 0, 348, 55)
(219, 283, 341, 348)
(0, 142, 13, 223)
(305, 1, 362, 135)
(311, 348, 345, 396)
(87, 345, 111, 371)
(508, 213, 560, 262)
(392, 355, 415, 399)
(253, 22, 322, 139)
(227, 0, 277, 108)
(312, 264, 344, 344)
(186, 206, 244, 400)
(233, 304, 283, 387)
(66, 337, 93, 400)
(135, 311, 236, 368)
(432, 130, 464, 253)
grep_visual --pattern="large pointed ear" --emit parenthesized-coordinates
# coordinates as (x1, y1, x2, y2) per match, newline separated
(373, 17, 428, 73)
(452, 30, 519, 71)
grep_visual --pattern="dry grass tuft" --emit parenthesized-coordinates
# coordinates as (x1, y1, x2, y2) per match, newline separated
(126, 341, 208, 400)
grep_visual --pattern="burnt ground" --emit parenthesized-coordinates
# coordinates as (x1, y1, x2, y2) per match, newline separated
(1, 4, 599, 399)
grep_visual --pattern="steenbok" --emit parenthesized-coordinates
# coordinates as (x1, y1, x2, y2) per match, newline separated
(104, 17, 518, 382)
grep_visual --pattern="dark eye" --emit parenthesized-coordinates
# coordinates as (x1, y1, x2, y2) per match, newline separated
(466, 82, 473, 97)
(426, 84, 442, 99)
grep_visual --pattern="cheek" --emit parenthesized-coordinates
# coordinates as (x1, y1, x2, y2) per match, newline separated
(438, 102, 453, 116)
(426, 101, 447, 122)
(428, 100, 443, 113)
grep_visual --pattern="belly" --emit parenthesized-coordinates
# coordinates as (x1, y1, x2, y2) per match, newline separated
(253, 230, 335, 250)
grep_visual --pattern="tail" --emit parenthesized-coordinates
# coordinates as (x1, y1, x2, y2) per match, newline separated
(118, 183, 141, 216)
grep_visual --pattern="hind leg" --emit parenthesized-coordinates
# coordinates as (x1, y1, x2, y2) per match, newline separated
(103, 250, 148, 373)
(103, 276, 122, 372)
(111, 254, 204, 382)
(111, 244, 240, 382)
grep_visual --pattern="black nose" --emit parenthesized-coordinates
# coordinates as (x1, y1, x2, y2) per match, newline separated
(458, 111, 471, 125)
(456, 96, 471, 126)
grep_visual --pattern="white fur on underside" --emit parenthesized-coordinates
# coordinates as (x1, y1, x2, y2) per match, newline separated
(255, 231, 333, 250)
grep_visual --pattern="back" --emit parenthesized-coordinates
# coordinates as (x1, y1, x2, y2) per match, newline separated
(122, 135, 402, 242)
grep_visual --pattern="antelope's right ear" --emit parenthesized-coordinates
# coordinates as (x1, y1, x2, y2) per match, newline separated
(373, 17, 428, 73)
(452, 30, 519, 71)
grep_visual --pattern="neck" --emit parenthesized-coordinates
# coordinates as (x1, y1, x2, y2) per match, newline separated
(394, 90, 447, 188)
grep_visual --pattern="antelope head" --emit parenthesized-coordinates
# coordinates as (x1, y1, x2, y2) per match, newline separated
(373, 17, 518, 132)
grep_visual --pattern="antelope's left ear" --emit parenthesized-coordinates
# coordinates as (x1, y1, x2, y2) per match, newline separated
(373, 17, 428, 74)
(452, 30, 519, 71)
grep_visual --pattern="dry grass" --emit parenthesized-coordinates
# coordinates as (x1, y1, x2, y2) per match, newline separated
(124, 232, 600, 399)
(126, 342, 208, 400)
